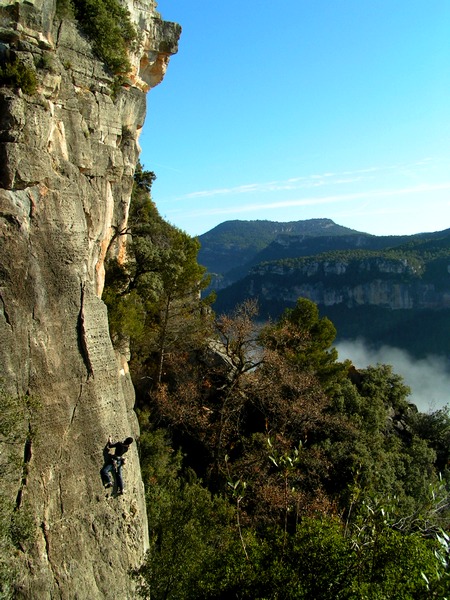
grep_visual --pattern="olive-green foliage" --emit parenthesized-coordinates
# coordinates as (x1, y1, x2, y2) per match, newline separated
(103, 164, 211, 388)
(59, 0, 137, 75)
(0, 385, 37, 479)
(329, 365, 440, 516)
(55, 0, 75, 19)
(102, 264, 147, 352)
(135, 425, 446, 600)
(133, 294, 450, 598)
(0, 496, 17, 600)
(0, 56, 37, 95)
(135, 424, 244, 600)
(34, 52, 56, 73)
(260, 297, 347, 390)
(102, 166, 168, 349)
(346, 493, 450, 600)
(410, 405, 450, 471)
(103, 287, 146, 349)
(247, 517, 444, 600)
(0, 496, 36, 599)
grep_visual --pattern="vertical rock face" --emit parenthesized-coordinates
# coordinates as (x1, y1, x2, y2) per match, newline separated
(0, 1, 180, 597)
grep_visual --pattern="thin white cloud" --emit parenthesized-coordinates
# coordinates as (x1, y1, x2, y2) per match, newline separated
(183, 182, 450, 218)
(180, 173, 365, 200)
(176, 157, 446, 202)
(151, 162, 184, 174)
(342, 166, 381, 175)
(337, 199, 450, 220)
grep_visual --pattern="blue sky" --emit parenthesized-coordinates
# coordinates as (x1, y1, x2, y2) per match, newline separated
(139, 1, 450, 238)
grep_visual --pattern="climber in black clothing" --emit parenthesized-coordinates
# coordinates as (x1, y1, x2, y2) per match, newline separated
(100, 436, 134, 494)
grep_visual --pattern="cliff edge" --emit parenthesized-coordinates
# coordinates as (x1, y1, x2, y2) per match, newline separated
(0, 0, 180, 597)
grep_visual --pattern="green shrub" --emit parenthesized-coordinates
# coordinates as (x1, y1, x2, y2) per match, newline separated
(69, 0, 137, 75)
(134, 426, 242, 600)
(55, 0, 75, 19)
(35, 52, 56, 72)
(0, 57, 37, 95)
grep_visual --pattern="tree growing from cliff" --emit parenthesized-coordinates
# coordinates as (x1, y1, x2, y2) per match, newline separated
(103, 163, 212, 393)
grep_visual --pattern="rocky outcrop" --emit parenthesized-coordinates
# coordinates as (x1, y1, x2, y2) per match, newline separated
(0, 1, 180, 598)
(251, 255, 449, 310)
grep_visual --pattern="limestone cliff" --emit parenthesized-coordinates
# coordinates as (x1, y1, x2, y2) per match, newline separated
(0, 0, 180, 597)
(251, 255, 449, 310)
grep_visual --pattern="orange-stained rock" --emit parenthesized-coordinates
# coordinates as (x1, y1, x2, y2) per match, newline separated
(0, 1, 180, 597)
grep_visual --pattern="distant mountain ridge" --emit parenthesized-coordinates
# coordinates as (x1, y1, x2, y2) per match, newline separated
(198, 218, 445, 290)
(198, 219, 450, 359)
(198, 218, 362, 286)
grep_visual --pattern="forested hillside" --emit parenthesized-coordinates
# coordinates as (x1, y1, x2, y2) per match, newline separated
(209, 222, 450, 359)
(102, 170, 450, 599)
(198, 218, 363, 287)
(198, 218, 449, 290)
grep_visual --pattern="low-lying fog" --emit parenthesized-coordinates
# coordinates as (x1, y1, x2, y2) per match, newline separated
(336, 339, 450, 414)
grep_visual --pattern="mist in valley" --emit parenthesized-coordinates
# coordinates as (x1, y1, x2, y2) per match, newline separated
(336, 339, 450, 413)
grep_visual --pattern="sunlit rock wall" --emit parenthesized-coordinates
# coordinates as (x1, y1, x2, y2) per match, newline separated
(253, 256, 449, 310)
(0, 0, 180, 597)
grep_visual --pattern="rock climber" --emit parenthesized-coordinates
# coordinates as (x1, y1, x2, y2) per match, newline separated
(100, 435, 134, 495)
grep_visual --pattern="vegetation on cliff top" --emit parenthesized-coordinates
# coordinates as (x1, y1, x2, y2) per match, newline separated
(0, 0, 136, 96)
(254, 233, 450, 278)
(101, 167, 450, 599)
(57, 0, 137, 76)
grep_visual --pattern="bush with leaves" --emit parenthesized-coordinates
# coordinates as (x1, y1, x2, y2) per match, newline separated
(410, 405, 450, 471)
(135, 444, 448, 600)
(146, 297, 448, 534)
(0, 56, 37, 95)
(260, 297, 348, 391)
(57, 0, 136, 75)
(103, 164, 212, 391)
(130, 290, 450, 598)
(135, 423, 251, 600)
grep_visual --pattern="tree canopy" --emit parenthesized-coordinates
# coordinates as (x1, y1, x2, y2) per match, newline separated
(101, 165, 450, 600)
